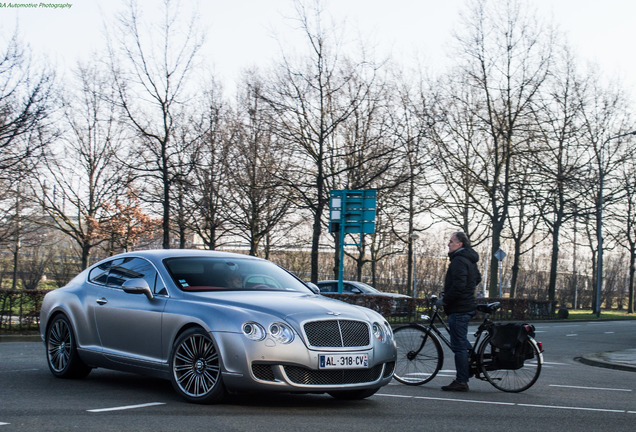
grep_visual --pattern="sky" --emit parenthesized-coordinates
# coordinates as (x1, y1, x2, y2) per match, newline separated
(2, 0, 636, 97)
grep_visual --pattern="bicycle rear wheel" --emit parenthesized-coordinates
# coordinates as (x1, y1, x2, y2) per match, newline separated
(478, 334, 542, 392)
(393, 325, 443, 385)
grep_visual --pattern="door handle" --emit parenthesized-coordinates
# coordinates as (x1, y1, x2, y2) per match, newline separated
(96, 298, 108, 305)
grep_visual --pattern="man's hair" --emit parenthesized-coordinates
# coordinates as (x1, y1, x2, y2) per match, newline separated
(453, 231, 471, 248)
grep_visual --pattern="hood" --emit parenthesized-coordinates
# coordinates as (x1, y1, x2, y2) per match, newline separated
(185, 290, 383, 326)
(450, 247, 480, 264)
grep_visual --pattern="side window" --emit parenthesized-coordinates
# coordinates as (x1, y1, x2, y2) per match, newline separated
(320, 283, 336, 293)
(88, 261, 112, 285)
(343, 283, 356, 294)
(106, 257, 157, 292)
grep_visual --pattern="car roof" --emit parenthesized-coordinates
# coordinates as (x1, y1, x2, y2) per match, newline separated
(317, 280, 360, 284)
(91, 249, 264, 267)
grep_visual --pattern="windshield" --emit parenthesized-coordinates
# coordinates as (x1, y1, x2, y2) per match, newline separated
(356, 282, 381, 294)
(164, 257, 311, 293)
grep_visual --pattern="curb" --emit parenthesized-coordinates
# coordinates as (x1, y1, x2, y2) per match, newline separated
(576, 352, 636, 373)
(0, 335, 41, 343)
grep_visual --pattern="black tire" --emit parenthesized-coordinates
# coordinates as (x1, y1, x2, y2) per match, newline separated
(392, 325, 443, 385)
(45, 314, 92, 379)
(328, 387, 380, 400)
(170, 328, 226, 404)
(478, 334, 542, 392)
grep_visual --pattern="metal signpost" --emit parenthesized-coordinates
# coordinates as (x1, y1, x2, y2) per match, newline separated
(329, 190, 377, 293)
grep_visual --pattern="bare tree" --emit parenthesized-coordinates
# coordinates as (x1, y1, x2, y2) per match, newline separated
(607, 129, 636, 314)
(327, 68, 407, 282)
(32, 62, 129, 269)
(0, 31, 53, 184)
(107, 0, 205, 249)
(504, 156, 544, 297)
(223, 73, 293, 257)
(443, 0, 552, 294)
(184, 84, 234, 250)
(577, 74, 634, 313)
(379, 72, 439, 292)
(0, 31, 53, 254)
(429, 72, 491, 245)
(529, 45, 590, 303)
(259, 0, 380, 282)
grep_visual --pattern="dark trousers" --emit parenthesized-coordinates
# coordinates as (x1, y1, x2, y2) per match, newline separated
(448, 311, 475, 383)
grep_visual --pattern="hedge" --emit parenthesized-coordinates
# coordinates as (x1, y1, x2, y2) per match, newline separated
(0, 288, 557, 334)
(321, 293, 557, 323)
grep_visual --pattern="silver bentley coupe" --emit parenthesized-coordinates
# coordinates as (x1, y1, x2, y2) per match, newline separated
(40, 250, 397, 403)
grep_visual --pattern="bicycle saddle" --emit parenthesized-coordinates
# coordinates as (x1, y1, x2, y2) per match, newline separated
(476, 302, 501, 314)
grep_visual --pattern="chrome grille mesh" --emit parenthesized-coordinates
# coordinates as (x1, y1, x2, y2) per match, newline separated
(252, 364, 276, 381)
(303, 320, 370, 348)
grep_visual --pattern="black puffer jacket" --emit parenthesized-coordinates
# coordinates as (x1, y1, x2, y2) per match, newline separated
(443, 247, 481, 314)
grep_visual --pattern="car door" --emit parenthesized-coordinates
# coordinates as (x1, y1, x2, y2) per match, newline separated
(93, 257, 167, 364)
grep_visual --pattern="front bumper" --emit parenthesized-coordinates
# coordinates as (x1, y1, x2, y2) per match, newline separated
(213, 330, 396, 393)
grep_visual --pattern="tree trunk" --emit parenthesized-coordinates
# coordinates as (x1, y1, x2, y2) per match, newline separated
(547, 223, 561, 303)
(628, 250, 635, 314)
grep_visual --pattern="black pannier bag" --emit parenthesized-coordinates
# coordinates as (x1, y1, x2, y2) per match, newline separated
(490, 323, 535, 370)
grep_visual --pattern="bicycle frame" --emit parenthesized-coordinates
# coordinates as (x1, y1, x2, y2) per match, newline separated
(418, 298, 493, 362)
(419, 301, 452, 348)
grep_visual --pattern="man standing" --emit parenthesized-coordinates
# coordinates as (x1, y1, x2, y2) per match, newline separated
(441, 232, 481, 392)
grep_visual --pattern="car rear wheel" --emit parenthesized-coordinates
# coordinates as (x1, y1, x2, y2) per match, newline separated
(46, 314, 92, 378)
(170, 328, 226, 404)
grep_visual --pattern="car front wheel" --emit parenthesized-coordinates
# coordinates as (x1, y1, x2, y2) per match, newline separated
(46, 314, 91, 378)
(170, 328, 226, 404)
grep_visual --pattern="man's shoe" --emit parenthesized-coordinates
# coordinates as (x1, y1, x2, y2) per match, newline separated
(441, 380, 469, 392)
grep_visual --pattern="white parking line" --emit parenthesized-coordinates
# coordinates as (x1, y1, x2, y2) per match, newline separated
(87, 402, 166, 413)
(549, 384, 631, 392)
(376, 393, 634, 415)
(518, 403, 624, 413)
(566, 334, 578, 337)
(414, 395, 514, 406)
(0, 422, 10, 426)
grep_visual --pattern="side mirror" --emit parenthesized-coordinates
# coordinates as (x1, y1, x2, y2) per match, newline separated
(122, 278, 154, 300)
(305, 282, 320, 294)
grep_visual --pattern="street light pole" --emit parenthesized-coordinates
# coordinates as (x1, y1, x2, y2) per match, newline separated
(596, 130, 636, 317)
(411, 233, 419, 299)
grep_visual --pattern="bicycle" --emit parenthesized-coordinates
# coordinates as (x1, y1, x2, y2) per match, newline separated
(392, 294, 544, 392)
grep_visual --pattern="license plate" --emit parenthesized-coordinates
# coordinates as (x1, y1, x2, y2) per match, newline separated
(319, 353, 368, 369)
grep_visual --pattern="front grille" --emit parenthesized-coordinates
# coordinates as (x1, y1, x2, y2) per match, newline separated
(284, 364, 383, 385)
(303, 320, 370, 348)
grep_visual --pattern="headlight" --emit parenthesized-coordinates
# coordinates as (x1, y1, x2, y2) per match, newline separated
(269, 322, 294, 344)
(383, 321, 393, 340)
(242, 322, 266, 341)
(372, 322, 385, 342)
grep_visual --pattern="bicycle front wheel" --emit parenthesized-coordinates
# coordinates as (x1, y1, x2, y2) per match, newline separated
(478, 334, 542, 392)
(393, 325, 443, 385)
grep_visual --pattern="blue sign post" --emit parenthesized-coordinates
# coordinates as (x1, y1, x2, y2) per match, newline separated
(329, 189, 377, 293)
